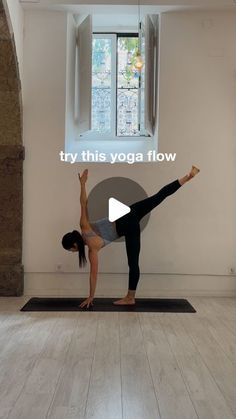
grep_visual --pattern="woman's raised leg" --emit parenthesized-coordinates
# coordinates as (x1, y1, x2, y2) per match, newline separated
(131, 166, 200, 221)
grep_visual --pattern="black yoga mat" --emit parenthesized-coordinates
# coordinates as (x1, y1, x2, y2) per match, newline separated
(21, 297, 196, 313)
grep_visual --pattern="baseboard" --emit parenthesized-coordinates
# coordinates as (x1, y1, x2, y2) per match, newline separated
(24, 273, 236, 297)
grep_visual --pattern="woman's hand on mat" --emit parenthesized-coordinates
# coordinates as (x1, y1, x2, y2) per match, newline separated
(78, 169, 88, 184)
(79, 296, 94, 309)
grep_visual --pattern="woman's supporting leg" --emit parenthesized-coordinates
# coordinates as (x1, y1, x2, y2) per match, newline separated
(125, 230, 141, 292)
(113, 223, 141, 305)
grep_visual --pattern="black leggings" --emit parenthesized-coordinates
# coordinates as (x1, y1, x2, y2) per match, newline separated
(115, 179, 182, 291)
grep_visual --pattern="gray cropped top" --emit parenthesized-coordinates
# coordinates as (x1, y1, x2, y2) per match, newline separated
(82, 217, 119, 247)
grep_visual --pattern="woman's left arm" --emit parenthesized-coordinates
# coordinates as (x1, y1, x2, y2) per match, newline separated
(79, 170, 90, 229)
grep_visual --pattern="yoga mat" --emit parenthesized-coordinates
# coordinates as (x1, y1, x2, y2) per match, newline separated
(21, 297, 196, 313)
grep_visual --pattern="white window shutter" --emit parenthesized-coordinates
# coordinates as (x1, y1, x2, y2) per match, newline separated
(144, 15, 156, 136)
(152, 15, 159, 133)
(76, 15, 92, 135)
(139, 20, 146, 136)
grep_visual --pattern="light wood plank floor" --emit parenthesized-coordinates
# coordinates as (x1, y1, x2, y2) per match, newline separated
(0, 297, 236, 419)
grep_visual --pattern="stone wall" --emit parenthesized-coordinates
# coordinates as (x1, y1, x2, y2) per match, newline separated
(0, 0, 24, 295)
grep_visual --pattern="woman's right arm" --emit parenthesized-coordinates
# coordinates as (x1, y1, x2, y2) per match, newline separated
(88, 249, 98, 298)
(79, 249, 98, 309)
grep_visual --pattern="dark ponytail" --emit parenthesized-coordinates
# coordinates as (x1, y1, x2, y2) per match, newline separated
(61, 230, 87, 268)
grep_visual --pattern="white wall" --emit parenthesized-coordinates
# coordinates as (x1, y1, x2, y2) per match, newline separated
(5, 0, 24, 81)
(23, 9, 236, 296)
(158, 11, 236, 273)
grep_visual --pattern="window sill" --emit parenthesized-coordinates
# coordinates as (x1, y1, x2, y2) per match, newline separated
(77, 136, 153, 142)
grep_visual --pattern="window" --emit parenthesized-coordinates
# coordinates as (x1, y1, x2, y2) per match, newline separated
(117, 35, 142, 136)
(84, 33, 145, 140)
(91, 35, 113, 135)
(71, 14, 158, 142)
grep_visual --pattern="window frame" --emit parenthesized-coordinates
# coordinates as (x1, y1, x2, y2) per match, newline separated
(78, 31, 151, 142)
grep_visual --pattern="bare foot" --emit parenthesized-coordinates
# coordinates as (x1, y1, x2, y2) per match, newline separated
(113, 296, 136, 305)
(188, 165, 200, 179)
(179, 165, 200, 185)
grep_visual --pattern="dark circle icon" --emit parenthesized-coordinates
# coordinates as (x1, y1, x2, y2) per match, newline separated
(87, 177, 150, 243)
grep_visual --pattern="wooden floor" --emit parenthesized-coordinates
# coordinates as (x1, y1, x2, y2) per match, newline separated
(0, 297, 236, 419)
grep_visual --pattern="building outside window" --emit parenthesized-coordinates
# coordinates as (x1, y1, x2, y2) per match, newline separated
(90, 33, 145, 139)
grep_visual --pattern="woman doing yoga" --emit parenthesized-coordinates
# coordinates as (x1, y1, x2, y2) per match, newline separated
(62, 166, 200, 308)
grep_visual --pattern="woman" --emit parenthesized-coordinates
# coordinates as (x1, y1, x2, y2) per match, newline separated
(62, 166, 200, 309)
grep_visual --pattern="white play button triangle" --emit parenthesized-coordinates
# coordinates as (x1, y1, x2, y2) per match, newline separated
(108, 198, 130, 222)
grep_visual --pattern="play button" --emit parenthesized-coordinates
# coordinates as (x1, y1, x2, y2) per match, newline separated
(108, 198, 130, 222)
(87, 176, 150, 243)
